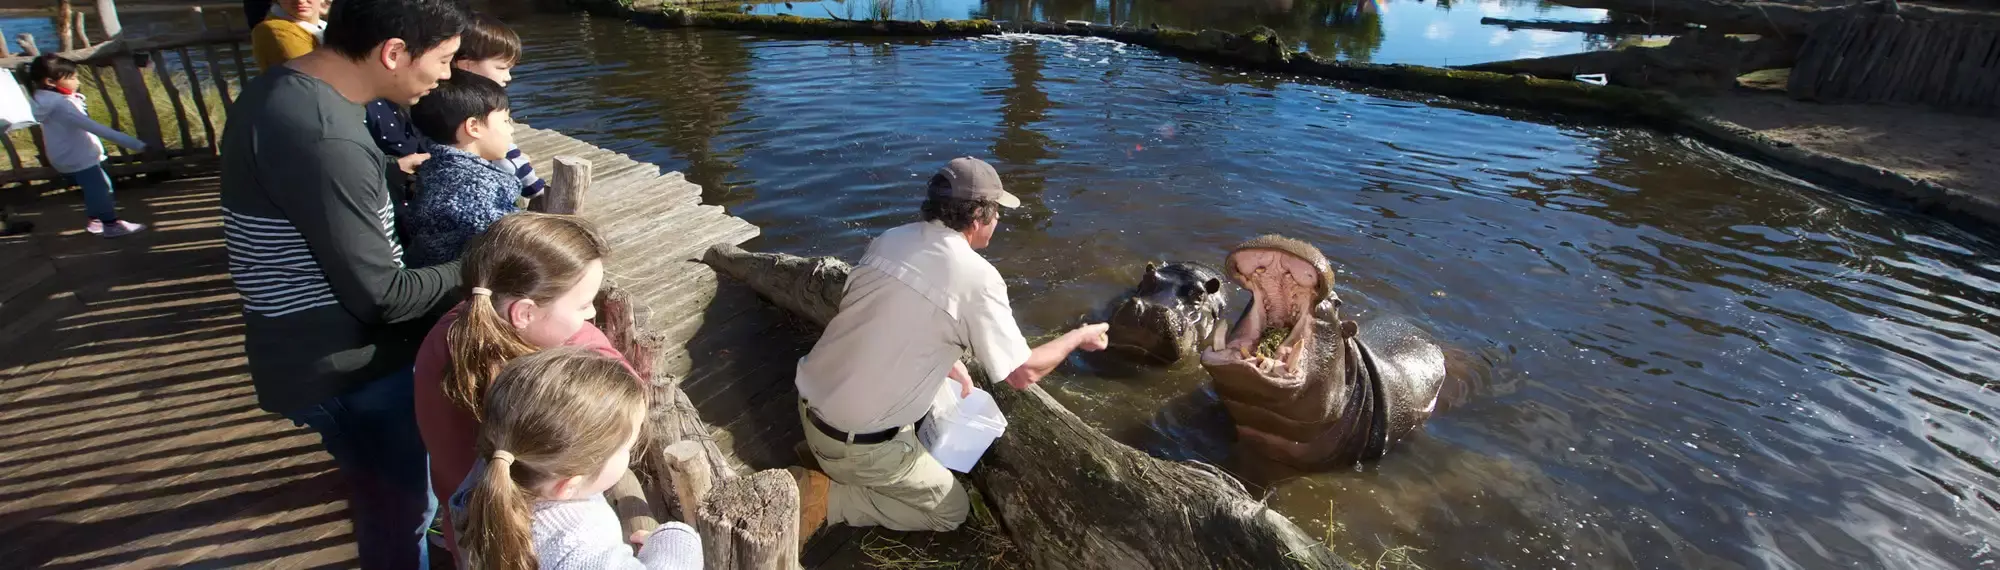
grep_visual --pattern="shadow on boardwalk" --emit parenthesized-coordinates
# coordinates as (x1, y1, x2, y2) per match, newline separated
(0, 177, 356, 569)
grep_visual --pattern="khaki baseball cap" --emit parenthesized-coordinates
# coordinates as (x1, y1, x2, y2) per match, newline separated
(928, 157, 1021, 208)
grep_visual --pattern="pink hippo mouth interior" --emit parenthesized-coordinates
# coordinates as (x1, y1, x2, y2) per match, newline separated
(1199, 247, 1323, 381)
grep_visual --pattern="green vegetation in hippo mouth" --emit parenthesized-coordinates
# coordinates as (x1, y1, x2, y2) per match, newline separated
(1254, 327, 1289, 360)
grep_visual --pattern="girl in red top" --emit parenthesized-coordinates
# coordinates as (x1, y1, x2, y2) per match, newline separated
(412, 212, 637, 559)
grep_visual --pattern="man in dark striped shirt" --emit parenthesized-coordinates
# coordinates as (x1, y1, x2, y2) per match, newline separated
(217, 0, 470, 567)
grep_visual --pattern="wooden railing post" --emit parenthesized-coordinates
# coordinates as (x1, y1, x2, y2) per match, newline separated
(110, 59, 164, 156)
(73, 13, 90, 48)
(529, 155, 591, 215)
(608, 470, 660, 543)
(94, 0, 123, 37)
(56, 1, 73, 52)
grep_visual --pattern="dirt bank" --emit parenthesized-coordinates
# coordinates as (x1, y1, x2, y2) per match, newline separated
(1689, 93, 2000, 207)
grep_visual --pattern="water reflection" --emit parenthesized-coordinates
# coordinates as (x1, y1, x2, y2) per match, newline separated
(722, 0, 1608, 64)
(504, 14, 2000, 569)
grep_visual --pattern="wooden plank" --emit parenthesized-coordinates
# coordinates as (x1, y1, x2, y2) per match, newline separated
(575, 163, 666, 205)
(83, 65, 125, 151)
(1968, 30, 2000, 107)
(149, 50, 195, 152)
(1879, 20, 1925, 103)
(111, 57, 166, 156)
(1842, 16, 1901, 102)
(178, 46, 219, 150)
(1, 132, 24, 172)
(227, 41, 249, 95)
(188, 9, 234, 115)
(595, 203, 729, 255)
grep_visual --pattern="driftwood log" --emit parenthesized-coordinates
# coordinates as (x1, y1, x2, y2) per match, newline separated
(701, 243, 1346, 569)
(1464, 31, 1801, 93)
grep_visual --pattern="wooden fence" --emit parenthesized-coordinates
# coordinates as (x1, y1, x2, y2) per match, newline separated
(1, 7, 252, 190)
(1789, 11, 2000, 113)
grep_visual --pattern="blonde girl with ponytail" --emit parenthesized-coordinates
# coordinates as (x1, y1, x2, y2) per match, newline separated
(450, 347, 702, 570)
(412, 212, 644, 559)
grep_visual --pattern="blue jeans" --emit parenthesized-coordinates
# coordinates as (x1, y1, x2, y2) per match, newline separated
(284, 368, 436, 570)
(63, 164, 116, 223)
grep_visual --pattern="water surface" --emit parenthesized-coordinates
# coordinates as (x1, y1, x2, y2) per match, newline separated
(497, 11, 2000, 569)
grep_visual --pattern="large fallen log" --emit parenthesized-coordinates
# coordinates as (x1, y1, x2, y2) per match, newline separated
(700, 243, 1347, 569)
(1463, 31, 1801, 92)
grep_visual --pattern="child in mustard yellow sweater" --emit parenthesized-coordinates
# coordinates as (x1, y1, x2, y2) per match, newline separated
(250, 0, 326, 70)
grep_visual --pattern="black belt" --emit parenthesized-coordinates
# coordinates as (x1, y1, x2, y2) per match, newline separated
(806, 408, 927, 445)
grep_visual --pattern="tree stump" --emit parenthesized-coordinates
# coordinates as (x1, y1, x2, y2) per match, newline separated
(694, 469, 802, 570)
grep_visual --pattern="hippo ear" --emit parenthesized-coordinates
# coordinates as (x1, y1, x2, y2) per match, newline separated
(1202, 278, 1221, 295)
(1339, 320, 1359, 338)
(1144, 262, 1158, 276)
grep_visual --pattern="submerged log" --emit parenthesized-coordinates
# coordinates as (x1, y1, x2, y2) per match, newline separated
(701, 243, 1347, 569)
(1477, 17, 1691, 35)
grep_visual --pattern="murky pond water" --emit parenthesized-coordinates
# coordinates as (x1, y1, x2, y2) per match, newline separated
(493, 8, 2000, 569)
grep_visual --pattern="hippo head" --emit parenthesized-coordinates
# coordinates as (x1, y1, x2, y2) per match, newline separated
(1199, 235, 1347, 396)
(1103, 262, 1227, 365)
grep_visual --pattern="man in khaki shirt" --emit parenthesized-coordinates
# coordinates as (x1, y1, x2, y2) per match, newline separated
(791, 157, 1111, 539)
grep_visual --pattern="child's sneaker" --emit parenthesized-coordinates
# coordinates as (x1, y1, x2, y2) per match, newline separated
(86, 219, 103, 234)
(100, 220, 145, 238)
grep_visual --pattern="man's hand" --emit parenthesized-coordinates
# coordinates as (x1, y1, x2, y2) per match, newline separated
(949, 360, 973, 398)
(1004, 323, 1113, 390)
(396, 152, 431, 174)
(1074, 323, 1111, 352)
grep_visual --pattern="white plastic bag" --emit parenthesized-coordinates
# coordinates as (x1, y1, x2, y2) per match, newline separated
(0, 69, 37, 132)
(917, 381, 1009, 473)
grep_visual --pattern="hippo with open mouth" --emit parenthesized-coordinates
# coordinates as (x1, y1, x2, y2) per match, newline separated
(1098, 261, 1228, 367)
(1198, 235, 1451, 468)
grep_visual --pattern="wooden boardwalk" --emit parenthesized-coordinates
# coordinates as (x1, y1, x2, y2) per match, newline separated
(0, 126, 1012, 568)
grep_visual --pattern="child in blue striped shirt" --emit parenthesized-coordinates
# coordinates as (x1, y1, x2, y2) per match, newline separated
(451, 14, 545, 199)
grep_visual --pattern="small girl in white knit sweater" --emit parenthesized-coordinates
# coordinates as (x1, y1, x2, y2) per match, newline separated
(451, 347, 702, 570)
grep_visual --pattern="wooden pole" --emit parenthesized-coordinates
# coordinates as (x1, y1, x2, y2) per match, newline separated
(176, 47, 217, 149)
(188, 8, 233, 112)
(149, 49, 192, 150)
(111, 59, 166, 157)
(607, 470, 661, 542)
(95, 0, 123, 38)
(694, 469, 800, 570)
(530, 155, 592, 214)
(2, 134, 25, 172)
(73, 13, 89, 49)
(56, 3, 73, 53)
(83, 65, 124, 137)
(660, 440, 715, 522)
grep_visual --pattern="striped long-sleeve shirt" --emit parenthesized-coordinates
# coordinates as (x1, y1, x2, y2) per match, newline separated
(220, 66, 461, 414)
(495, 144, 546, 198)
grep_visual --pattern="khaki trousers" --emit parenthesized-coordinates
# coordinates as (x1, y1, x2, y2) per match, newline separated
(798, 400, 969, 532)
